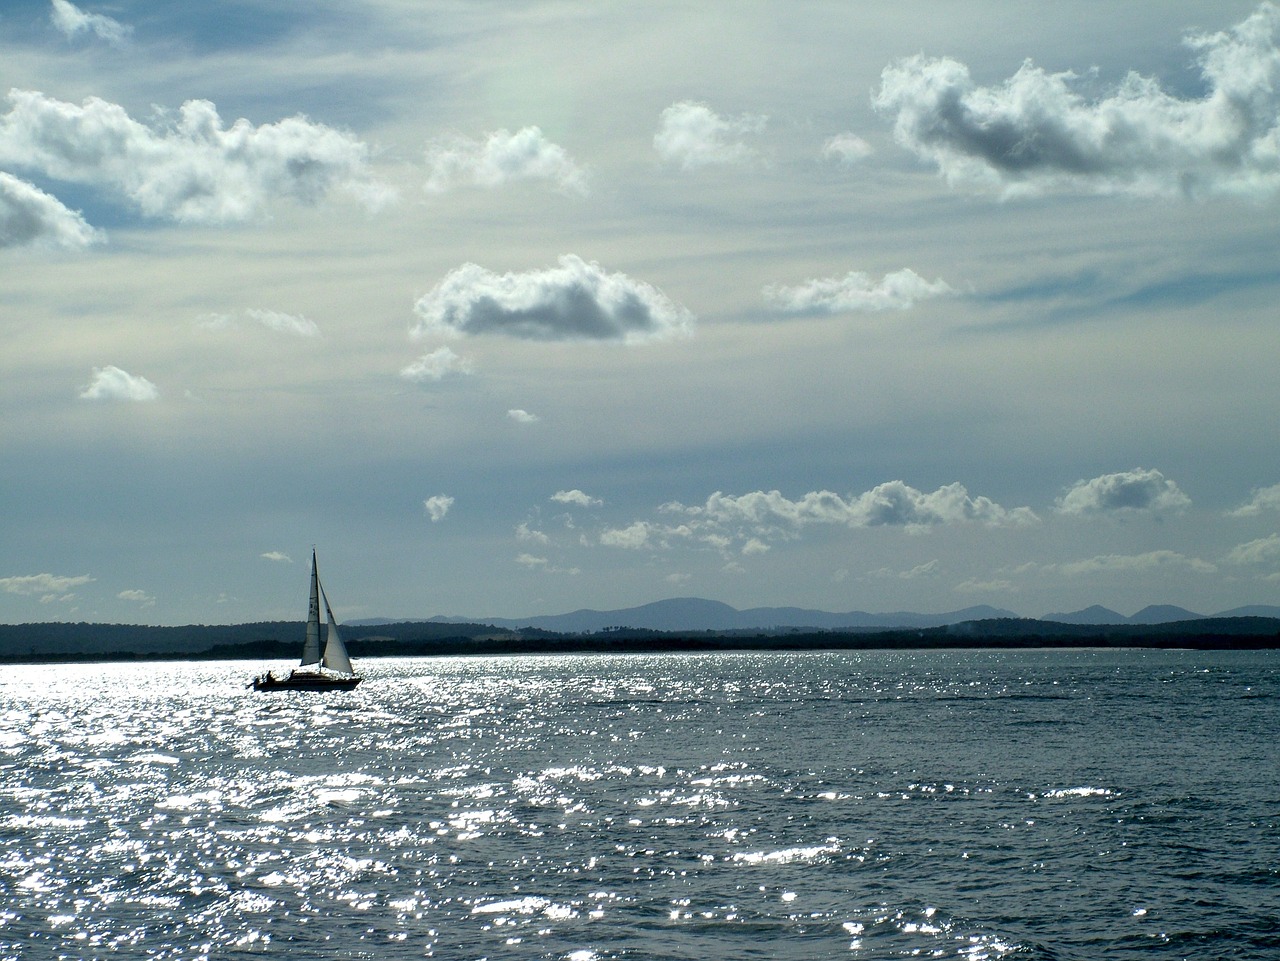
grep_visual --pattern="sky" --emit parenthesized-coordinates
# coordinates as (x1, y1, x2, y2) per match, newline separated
(3, 0, 1280, 626)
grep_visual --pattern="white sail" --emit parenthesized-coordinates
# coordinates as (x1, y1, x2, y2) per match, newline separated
(300, 550, 322, 666)
(320, 585, 355, 675)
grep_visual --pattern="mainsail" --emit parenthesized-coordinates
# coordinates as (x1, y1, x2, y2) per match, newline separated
(300, 550, 323, 666)
(320, 585, 355, 675)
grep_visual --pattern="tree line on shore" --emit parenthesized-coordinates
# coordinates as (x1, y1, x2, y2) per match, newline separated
(1, 616, 1278, 663)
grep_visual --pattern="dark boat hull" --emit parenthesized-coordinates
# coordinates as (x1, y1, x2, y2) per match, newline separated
(252, 671, 362, 692)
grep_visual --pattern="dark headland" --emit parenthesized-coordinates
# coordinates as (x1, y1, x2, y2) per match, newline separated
(2, 611, 1278, 664)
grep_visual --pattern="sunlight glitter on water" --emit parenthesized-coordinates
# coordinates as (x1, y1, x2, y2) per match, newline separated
(0, 651, 1277, 959)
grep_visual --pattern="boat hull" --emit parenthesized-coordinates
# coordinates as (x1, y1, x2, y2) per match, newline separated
(252, 671, 362, 692)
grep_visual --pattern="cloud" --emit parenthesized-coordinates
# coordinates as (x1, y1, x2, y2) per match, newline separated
(654, 100, 767, 169)
(400, 346, 474, 382)
(117, 589, 155, 606)
(411, 255, 694, 344)
(79, 365, 159, 401)
(599, 520, 657, 549)
(1055, 468, 1190, 515)
(0, 573, 94, 595)
(871, 559, 941, 580)
(1224, 533, 1280, 565)
(764, 268, 954, 314)
(514, 553, 580, 575)
(507, 408, 539, 424)
(245, 309, 320, 338)
(1227, 482, 1280, 517)
(955, 578, 1016, 594)
(261, 551, 292, 563)
(676, 481, 1039, 534)
(873, 4, 1280, 199)
(425, 126, 588, 196)
(0, 90, 388, 225)
(515, 522, 549, 545)
(50, 0, 131, 46)
(0, 171, 100, 250)
(552, 489, 602, 508)
(822, 133, 873, 164)
(1058, 550, 1217, 576)
(424, 494, 454, 522)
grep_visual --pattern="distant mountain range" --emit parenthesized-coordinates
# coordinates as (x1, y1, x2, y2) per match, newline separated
(350, 597, 1280, 634)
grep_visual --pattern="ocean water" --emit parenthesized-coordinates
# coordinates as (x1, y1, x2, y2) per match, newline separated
(1, 649, 1276, 960)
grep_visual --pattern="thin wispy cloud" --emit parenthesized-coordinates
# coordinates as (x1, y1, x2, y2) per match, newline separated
(654, 100, 767, 169)
(245, 309, 319, 338)
(1056, 469, 1190, 516)
(875, 3, 1280, 198)
(79, 366, 159, 401)
(260, 551, 293, 563)
(765, 268, 954, 314)
(0, 171, 99, 249)
(425, 126, 588, 196)
(411, 255, 695, 345)
(822, 133, 872, 164)
(0, 573, 94, 596)
(1058, 550, 1216, 576)
(50, 0, 131, 47)
(0, 90, 389, 226)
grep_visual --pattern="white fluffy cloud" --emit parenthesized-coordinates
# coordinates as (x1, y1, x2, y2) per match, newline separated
(424, 494, 454, 522)
(507, 408, 539, 424)
(874, 3, 1280, 198)
(79, 365, 159, 401)
(117, 588, 155, 606)
(594, 481, 1034, 555)
(1055, 469, 1190, 515)
(0, 90, 388, 224)
(50, 0, 131, 46)
(654, 100, 766, 169)
(0, 572, 94, 596)
(1227, 482, 1280, 517)
(679, 482, 1039, 533)
(0, 171, 99, 249)
(411, 255, 694, 344)
(1224, 533, 1280, 565)
(764, 268, 954, 314)
(552, 489, 602, 508)
(400, 346, 474, 382)
(425, 126, 588, 196)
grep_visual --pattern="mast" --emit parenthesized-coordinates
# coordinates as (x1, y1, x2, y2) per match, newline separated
(300, 549, 322, 665)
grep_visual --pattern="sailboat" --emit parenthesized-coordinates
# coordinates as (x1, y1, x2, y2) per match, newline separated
(251, 549, 362, 691)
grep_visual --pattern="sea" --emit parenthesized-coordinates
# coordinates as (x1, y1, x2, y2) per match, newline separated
(1, 649, 1276, 960)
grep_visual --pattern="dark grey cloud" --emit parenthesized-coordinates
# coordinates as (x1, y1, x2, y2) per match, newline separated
(0, 171, 98, 249)
(411, 255, 694, 344)
(874, 4, 1280, 198)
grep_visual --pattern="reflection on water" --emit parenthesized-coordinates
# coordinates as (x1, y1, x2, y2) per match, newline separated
(1, 650, 1277, 959)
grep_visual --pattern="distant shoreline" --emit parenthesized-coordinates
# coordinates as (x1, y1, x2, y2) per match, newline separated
(1, 617, 1277, 665)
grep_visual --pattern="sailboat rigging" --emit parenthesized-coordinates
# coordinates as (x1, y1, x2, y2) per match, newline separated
(251, 549, 362, 691)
